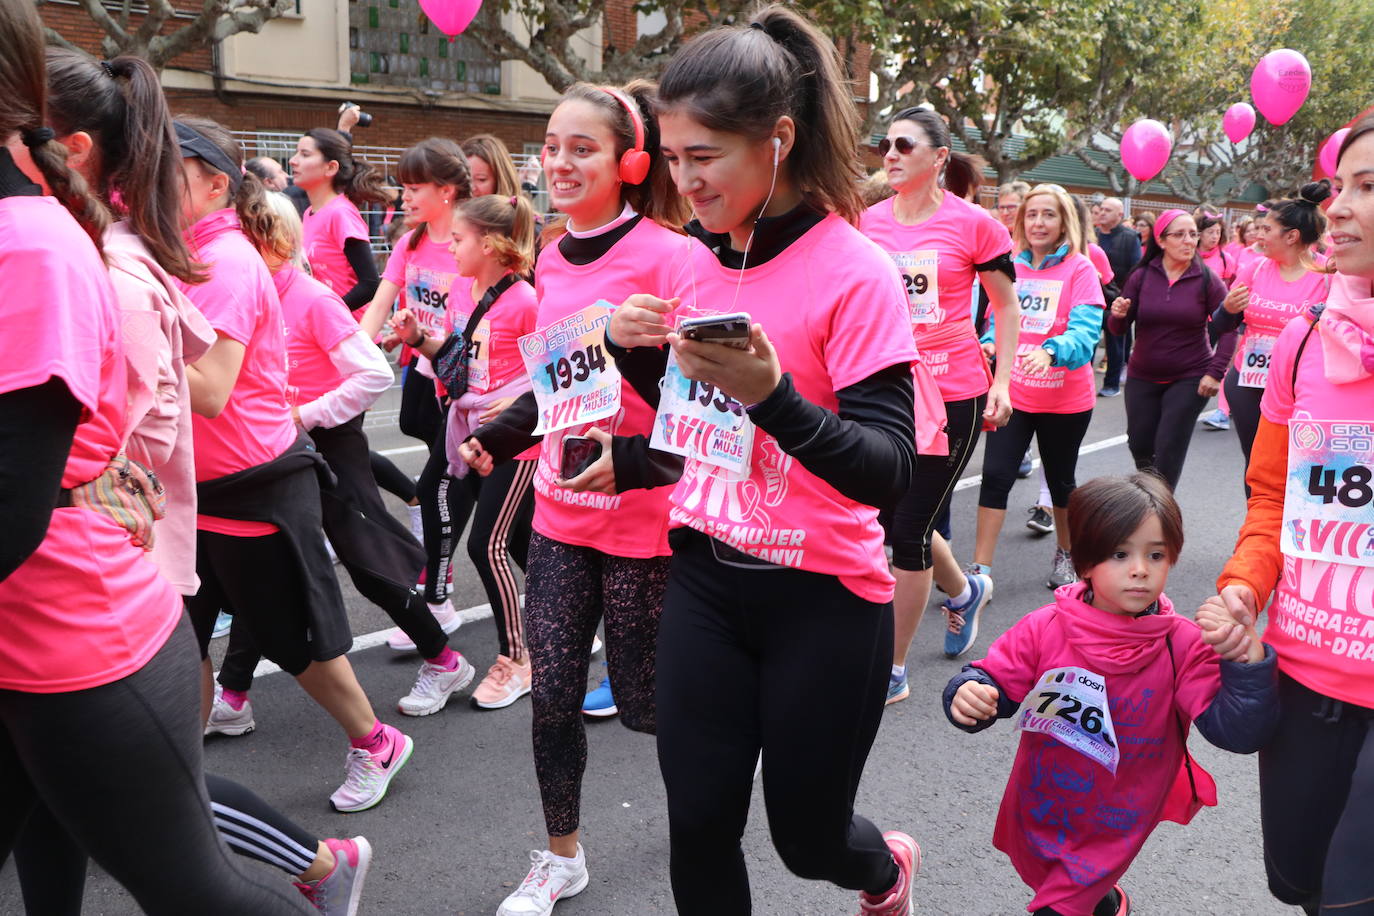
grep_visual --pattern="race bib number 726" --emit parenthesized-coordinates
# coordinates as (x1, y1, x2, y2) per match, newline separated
(1016, 666, 1119, 773)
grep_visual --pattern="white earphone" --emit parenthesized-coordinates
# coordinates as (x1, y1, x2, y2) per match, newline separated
(772, 135, 781, 166)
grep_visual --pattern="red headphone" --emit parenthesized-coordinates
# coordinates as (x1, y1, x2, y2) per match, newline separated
(600, 87, 651, 186)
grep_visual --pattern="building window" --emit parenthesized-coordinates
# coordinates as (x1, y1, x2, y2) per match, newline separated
(349, 0, 500, 93)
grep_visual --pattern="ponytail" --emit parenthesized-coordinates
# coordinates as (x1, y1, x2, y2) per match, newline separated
(889, 106, 984, 202)
(176, 117, 283, 256)
(0, 0, 108, 251)
(456, 194, 536, 275)
(305, 128, 390, 209)
(657, 4, 863, 223)
(47, 50, 204, 282)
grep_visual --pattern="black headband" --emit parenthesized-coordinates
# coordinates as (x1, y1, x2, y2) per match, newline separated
(174, 121, 243, 195)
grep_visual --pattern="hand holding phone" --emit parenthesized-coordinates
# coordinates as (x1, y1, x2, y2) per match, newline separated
(560, 436, 603, 479)
(677, 313, 752, 349)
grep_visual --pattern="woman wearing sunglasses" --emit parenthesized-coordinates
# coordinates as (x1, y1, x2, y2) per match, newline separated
(861, 108, 1019, 683)
(1107, 210, 1235, 490)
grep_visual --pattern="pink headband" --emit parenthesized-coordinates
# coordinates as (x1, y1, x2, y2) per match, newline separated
(1154, 209, 1188, 244)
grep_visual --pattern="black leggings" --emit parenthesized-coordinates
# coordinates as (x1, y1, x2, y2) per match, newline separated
(979, 408, 1094, 510)
(398, 359, 442, 446)
(370, 449, 417, 504)
(446, 459, 537, 663)
(1123, 376, 1208, 490)
(525, 532, 668, 837)
(889, 394, 986, 570)
(417, 406, 458, 604)
(0, 616, 312, 915)
(657, 530, 898, 914)
(1222, 366, 1264, 467)
(1259, 673, 1374, 915)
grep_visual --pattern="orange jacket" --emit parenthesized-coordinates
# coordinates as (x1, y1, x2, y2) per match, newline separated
(1217, 416, 1287, 605)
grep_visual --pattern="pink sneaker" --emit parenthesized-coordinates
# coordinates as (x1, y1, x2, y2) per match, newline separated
(329, 725, 414, 813)
(856, 831, 920, 915)
(471, 655, 533, 710)
(295, 836, 372, 915)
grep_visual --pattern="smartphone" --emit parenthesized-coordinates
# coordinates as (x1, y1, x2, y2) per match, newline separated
(560, 436, 602, 479)
(678, 313, 752, 349)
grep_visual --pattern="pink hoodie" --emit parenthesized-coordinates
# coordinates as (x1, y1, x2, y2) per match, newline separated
(973, 583, 1221, 915)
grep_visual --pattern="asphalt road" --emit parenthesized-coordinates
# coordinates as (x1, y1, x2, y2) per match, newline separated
(0, 370, 1296, 916)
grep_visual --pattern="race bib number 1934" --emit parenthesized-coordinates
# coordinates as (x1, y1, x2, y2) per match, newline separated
(1016, 666, 1119, 773)
(519, 302, 621, 435)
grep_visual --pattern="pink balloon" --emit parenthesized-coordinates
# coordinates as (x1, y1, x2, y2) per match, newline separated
(418, 0, 482, 36)
(1251, 49, 1311, 126)
(1318, 128, 1352, 178)
(1223, 103, 1256, 144)
(1120, 118, 1172, 183)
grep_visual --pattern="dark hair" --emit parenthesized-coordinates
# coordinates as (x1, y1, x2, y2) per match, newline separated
(47, 50, 204, 283)
(456, 194, 536, 274)
(1336, 111, 1374, 169)
(1128, 211, 1202, 282)
(656, 5, 862, 223)
(303, 127, 390, 208)
(461, 134, 521, 198)
(397, 137, 472, 251)
(177, 116, 279, 256)
(1132, 210, 1156, 234)
(0, 0, 108, 250)
(890, 106, 982, 202)
(1266, 180, 1331, 248)
(244, 156, 278, 183)
(1193, 207, 1229, 246)
(1067, 473, 1184, 578)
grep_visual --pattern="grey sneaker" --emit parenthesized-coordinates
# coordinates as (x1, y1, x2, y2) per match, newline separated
(295, 836, 372, 915)
(204, 684, 255, 737)
(1046, 547, 1078, 589)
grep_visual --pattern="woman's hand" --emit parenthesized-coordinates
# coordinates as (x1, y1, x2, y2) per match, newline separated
(981, 341, 996, 360)
(610, 295, 679, 348)
(478, 396, 518, 424)
(557, 427, 616, 495)
(379, 331, 402, 353)
(1222, 284, 1250, 315)
(1017, 347, 1054, 377)
(1198, 375, 1221, 398)
(390, 308, 419, 344)
(456, 437, 494, 477)
(951, 681, 1000, 726)
(667, 323, 781, 408)
(1110, 297, 1131, 319)
(984, 381, 1013, 427)
(1197, 590, 1264, 663)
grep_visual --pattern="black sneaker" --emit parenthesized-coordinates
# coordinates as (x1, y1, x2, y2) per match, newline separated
(1025, 506, 1054, 535)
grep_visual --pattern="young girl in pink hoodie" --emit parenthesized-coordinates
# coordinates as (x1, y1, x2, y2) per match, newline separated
(944, 473, 1279, 916)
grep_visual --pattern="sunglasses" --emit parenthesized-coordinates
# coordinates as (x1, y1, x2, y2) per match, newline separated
(878, 135, 925, 157)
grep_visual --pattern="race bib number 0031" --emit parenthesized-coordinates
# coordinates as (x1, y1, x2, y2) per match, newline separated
(650, 347, 753, 475)
(1282, 419, 1374, 567)
(1015, 666, 1119, 773)
(520, 302, 621, 435)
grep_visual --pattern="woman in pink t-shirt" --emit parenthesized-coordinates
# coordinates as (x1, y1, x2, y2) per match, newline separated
(0, 7, 313, 912)
(601, 11, 925, 913)
(1195, 208, 1238, 285)
(291, 127, 388, 314)
(174, 117, 413, 815)
(1207, 118, 1374, 914)
(456, 80, 691, 914)
(972, 186, 1105, 593)
(859, 107, 1020, 684)
(1210, 183, 1331, 470)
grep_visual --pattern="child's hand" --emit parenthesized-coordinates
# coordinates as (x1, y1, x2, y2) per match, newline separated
(951, 681, 1000, 726)
(1197, 594, 1263, 663)
(390, 309, 418, 341)
(457, 438, 494, 477)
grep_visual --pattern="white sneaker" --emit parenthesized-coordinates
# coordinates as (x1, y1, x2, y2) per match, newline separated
(386, 599, 462, 652)
(496, 846, 589, 916)
(397, 655, 476, 716)
(205, 685, 255, 737)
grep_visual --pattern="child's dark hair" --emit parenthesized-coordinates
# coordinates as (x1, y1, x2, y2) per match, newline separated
(304, 127, 391, 208)
(890, 107, 982, 203)
(1067, 473, 1184, 578)
(656, 5, 862, 223)
(176, 117, 280, 258)
(456, 194, 536, 275)
(1193, 207, 1229, 245)
(46, 50, 204, 282)
(397, 137, 472, 252)
(0, 0, 108, 250)
(1267, 180, 1331, 249)
(461, 133, 521, 198)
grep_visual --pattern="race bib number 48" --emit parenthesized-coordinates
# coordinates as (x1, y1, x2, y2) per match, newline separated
(520, 302, 621, 435)
(1283, 419, 1374, 567)
(892, 250, 940, 325)
(1016, 666, 1119, 773)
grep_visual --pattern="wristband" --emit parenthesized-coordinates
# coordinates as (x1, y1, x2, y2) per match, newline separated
(408, 329, 426, 349)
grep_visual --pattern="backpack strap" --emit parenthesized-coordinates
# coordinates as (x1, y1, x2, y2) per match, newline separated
(1291, 304, 1325, 395)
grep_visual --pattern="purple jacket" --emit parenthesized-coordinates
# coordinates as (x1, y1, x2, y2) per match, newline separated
(1108, 257, 1235, 382)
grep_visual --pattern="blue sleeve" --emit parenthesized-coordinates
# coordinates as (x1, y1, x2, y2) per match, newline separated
(1193, 644, 1280, 754)
(943, 665, 1021, 734)
(1044, 303, 1104, 370)
(979, 310, 996, 347)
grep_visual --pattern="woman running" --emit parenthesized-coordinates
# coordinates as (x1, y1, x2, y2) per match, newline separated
(1107, 209, 1235, 490)
(1203, 115, 1374, 915)
(972, 185, 1104, 591)
(860, 106, 1019, 681)
(456, 80, 688, 916)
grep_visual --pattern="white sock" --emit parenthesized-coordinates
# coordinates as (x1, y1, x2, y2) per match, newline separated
(550, 848, 582, 865)
(891, 664, 906, 679)
(950, 581, 973, 608)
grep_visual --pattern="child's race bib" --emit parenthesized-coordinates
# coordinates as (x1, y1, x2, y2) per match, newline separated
(1016, 666, 1119, 773)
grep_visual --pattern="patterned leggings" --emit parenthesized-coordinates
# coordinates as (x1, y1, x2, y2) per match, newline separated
(525, 532, 669, 837)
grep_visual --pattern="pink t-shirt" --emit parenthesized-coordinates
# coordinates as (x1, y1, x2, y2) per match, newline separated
(530, 218, 688, 559)
(383, 229, 461, 374)
(0, 196, 181, 693)
(443, 276, 540, 395)
(860, 193, 1012, 401)
(276, 264, 360, 405)
(1201, 245, 1238, 284)
(303, 194, 369, 300)
(1231, 258, 1329, 380)
(1010, 253, 1105, 414)
(974, 585, 1220, 915)
(1259, 286, 1374, 709)
(178, 209, 297, 535)
(1085, 242, 1114, 285)
(667, 215, 918, 602)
